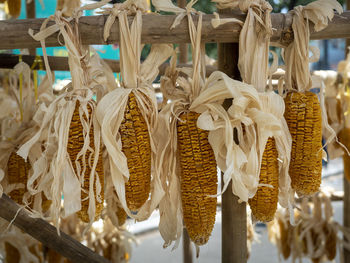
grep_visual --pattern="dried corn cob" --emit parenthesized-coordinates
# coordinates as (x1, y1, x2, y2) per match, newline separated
(5, 242, 20, 263)
(67, 101, 104, 223)
(324, 224, 337, 261)
(6, 0, 21, 18)
(119, 92, 151, 211)
(177, 111, 217, 246)
(249, 137, 279, 222)
(7, 151, 30, 204)
(278, 218, 291, 259)
(284, 91, 322, 196)
(116, 205, 127, 226)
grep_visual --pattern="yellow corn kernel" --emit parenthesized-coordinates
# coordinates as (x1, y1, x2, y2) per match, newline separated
(177, 111, 217, 246)
(284, 91, 322, 196)
(120, 92, 151, 211)
(67, 101, 104, 223)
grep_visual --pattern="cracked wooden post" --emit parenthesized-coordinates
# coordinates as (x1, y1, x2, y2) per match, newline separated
(218, 8, 247, 263)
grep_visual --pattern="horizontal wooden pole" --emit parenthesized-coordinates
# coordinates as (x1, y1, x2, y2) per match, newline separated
(0, 194, 110, 263)
(0, 54, 217, 76)
(0, 12, 349, 50)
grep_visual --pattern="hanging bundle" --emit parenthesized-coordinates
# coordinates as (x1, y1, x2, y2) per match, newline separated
(0, 61, 53, 215)
(268, 193, 349, 263)
(96, 0, 173, 221)
(152, 0, 278, 247)
(18, 9, 107, 227)
(281, 0, 342, 196)
(211, 0, 293, 222)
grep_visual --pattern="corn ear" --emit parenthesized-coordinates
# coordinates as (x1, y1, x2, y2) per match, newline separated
(249, 137, 279, 222)
(177, 111, 217, 246)
(284, 91, 322, 196)
(7, 152, 30, 204)
(116, 205, 127, 226)
(5, 242, 20, 263)
(324, 224, 337, 261)
(278, 218, 291, 259)
(120, 92, 151, 211)
(6, 0, 21, 18)
(67, 101, 104, 223)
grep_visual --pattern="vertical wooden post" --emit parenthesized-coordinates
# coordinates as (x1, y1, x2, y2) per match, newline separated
(342, 129, 350, 261)
(218, 8, 247, 263)
(26, 0, 36, 55)
(177, 1, 193, 263)
(344, 1, 350, 261)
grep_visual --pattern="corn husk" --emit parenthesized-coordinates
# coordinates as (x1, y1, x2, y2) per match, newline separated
(17, 11, 108, 228)
(56, 0, 81, 17)
(268, 193, 350, 263)
(210, 0, 293, 221)
(95, 0, 172, 220)
(0, 218, 42, 263)
(152, 0, 290, 247)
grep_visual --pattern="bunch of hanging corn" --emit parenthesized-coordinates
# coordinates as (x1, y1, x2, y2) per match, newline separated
(97, 1, 172, 223)
(268, 193, 343, 262)
(281, 0, 342, 196)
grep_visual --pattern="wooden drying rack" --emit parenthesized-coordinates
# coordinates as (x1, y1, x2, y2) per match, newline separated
(1, 5, 350, 263)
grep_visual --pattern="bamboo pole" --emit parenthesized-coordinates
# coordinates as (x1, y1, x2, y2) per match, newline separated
(0, 12, 349, 49)
(218, 8, 247, 263)
(0, 194, 110, 263)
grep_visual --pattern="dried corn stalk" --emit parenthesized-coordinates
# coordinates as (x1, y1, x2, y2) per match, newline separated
(280, 0, 342, 196)
(96, 1, 172, 220)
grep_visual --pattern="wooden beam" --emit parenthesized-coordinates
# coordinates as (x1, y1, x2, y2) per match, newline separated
(0, 194, 110, 263)
(0, 54, 217, 77)
(0, 12, 349, 50)
(218, 8, 247, 263)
